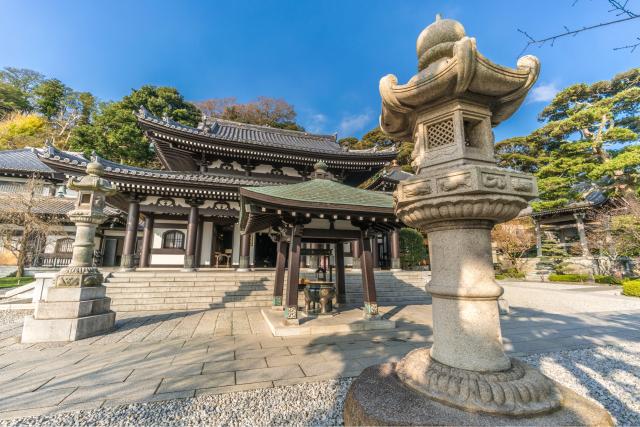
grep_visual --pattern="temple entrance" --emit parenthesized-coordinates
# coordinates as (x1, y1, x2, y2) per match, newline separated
(254, 232, 276, 268)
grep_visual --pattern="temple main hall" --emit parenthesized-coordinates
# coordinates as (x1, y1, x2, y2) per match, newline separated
(34, 107, 402, 271)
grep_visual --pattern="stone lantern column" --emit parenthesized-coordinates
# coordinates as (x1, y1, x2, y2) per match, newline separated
(344, 15, 611, 426)
(22, 159, 118, 343)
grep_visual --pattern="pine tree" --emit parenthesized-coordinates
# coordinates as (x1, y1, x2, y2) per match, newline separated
(496, 68, 640, 211)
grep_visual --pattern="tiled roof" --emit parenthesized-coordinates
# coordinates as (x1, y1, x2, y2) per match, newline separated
(0, 194, 121, 217)
(137, 107, 397, 158)
(360, 164, 414, 190)
(37, 144, 298, 187)
(242, 178, 393, 210)
(0, 149, 56, 174)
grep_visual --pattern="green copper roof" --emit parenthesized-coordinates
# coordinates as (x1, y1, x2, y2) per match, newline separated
(242, 178, 393, 209)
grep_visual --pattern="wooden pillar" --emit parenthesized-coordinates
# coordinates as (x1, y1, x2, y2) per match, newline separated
(390, 228, 401, 271)
(371, 235, 380, 270)
(237, 233, 251, 271)
(121, 195, 142, 270)
(183, 201, 201, 271)
(534, 220, 542, 257)
(273, 238, 288, 307)
(194, 216, 204, 269)
(139, 214, 154, 268)
(351, 240, 361, 270)
(285, 224, 303, 321)
(360, 229, 378, 318)
(335, 242, 346, 304)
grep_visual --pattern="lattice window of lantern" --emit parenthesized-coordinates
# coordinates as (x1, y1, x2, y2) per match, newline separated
(427, 118, 455, 149)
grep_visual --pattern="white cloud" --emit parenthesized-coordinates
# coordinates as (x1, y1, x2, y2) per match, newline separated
(529, 82, 559, 103)
(338, 112, 372, 136)
(305, 113, 327, 134)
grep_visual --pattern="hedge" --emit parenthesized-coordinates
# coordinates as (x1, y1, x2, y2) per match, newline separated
(594, 275, 622, 285)
(548, 274, 589, 283)
(623, 280, 640, 297)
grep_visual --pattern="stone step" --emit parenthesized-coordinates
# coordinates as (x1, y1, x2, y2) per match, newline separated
(103, 270, 430, 311)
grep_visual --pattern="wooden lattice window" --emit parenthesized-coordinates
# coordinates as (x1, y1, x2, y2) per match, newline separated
(55, 238, 74, 254)
(162, 231, 185, 249)
(427, 118, 455, 149)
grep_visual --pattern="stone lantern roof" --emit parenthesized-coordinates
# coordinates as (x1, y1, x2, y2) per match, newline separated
(379, 15, 540, 138)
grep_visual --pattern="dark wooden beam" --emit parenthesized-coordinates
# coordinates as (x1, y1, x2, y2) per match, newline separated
(273, 239, 288, 307)
(302, 228, 361, 240)
(139, 214, 154, 268)
(335, 242, 346, 304)
(121, 195, 143, 270)
(360, 230, 379, 318)
(284, 224, 303, 320)
(183, 201, 201, 270)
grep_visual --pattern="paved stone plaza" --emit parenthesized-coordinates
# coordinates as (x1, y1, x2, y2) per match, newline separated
(0, 280, 639, 423)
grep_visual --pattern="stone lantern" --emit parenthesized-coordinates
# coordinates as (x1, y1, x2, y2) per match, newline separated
(344, 16, 612, 425)
(22, 158, 118, 343)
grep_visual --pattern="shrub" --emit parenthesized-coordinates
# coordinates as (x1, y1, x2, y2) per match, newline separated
(622, 280, 640, 297)
(495, 274, 506, 280)
(593, 275, 622, 285)
(502, 268, 526, 279)
(548, 273, 589, 283)
(399, 228, 427, 269)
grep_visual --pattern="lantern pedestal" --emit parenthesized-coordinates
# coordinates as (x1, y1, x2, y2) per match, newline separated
(21, 158, 118, 343)
(344, 362, 613, 426)
(22, 286, 115, 343)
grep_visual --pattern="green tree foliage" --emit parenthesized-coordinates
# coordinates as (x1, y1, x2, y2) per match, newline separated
(0, 113, 49, 150)
(33, 79, 69, 119)
(340, 127, 414, 171)
(0, 67, 44, 94)
(195, 97, 304, 131)
(399, 228, 427, 269)
(0, 83, 30, 118)
(338, 136, 358, 148)
(496, 68, 640, 211)
(70, 86, 200, 166)
(535, 233, 569, 274)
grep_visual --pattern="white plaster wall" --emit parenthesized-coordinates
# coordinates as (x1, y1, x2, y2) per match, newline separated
(150, 254, 183, 265)
(281, 167, 301, 178)
(103, 229, 126, 237)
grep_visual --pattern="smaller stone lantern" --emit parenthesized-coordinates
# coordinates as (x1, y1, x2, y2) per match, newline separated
(22, 158, 118, 343)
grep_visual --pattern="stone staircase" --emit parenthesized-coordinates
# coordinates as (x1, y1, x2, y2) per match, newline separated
(104, 270, 431, 312)
(343, 271, 430, 305)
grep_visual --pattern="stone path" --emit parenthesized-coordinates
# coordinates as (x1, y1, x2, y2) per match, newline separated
(0, 281, 639, 420)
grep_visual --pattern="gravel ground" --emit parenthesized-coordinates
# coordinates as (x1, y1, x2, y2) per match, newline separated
(2, 344, 639, 426)
(0, 310, 30, 327)
(523, 342, 640, 426)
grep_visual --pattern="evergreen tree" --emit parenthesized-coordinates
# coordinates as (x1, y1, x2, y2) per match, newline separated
(496, 68, 640, 211)
(535, 232, 569, 274)
(69, 86, 200, 166)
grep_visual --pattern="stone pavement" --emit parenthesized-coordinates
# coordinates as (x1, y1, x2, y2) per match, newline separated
(1, 281, 640, 420)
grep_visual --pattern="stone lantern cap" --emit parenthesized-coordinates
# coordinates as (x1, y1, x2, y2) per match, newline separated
(379, 15, 540, 139)
(67, 155, 118, 195)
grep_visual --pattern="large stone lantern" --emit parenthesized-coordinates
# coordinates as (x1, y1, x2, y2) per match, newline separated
(22, 159, 118, 343)
(344, 16, 612, 425)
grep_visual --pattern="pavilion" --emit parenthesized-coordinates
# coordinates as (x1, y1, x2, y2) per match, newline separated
(239, 162, 402, 321)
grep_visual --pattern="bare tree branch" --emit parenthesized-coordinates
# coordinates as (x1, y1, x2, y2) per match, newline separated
(614, 36, 640, 51)
(518, 0, 640, 55)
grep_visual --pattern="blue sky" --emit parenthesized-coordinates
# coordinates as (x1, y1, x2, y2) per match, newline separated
(1, 0, 638, 141)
